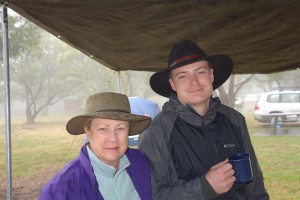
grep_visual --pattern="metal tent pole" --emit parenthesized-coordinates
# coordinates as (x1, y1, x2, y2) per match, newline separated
(1, 2, 12, 200)
(117, 70, 122, 93)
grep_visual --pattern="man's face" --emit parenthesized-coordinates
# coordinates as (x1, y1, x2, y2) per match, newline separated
(169, 60, 214, 107)
(85, 118, 129, 168)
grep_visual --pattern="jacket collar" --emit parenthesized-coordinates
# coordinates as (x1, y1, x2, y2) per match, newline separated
(163, 94, 221, 126)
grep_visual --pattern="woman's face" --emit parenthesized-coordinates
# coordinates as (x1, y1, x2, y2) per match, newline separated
(85, 118, 129, 168)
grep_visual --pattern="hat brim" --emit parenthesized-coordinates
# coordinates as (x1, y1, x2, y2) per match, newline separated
(150, 54, 233, 98)
(66, 112, 151, 136)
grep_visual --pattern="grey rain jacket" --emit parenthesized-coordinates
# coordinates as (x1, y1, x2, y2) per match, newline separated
(139, 94, 269, 200)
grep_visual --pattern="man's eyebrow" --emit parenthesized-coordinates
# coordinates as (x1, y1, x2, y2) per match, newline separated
(173, 71, 187, 77)
(195, 66, 207, 70)
(173, 65, 209, 77)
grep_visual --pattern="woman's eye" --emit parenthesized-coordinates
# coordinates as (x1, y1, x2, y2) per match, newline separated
(98, 128, 107, 132)
(116, 127, 127, 133)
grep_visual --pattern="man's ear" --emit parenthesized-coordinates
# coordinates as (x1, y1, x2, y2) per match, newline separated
(169, 78, 177, 92)
(210, 68, 214, 83)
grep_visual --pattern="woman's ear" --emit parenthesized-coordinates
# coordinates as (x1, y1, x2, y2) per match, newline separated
(84, 126, 90, 137)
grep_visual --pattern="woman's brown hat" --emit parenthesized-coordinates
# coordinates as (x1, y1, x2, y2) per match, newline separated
(66, 92, 151, 136)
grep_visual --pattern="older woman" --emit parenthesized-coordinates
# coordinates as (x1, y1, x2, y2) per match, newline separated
(39, 92, 152, 200)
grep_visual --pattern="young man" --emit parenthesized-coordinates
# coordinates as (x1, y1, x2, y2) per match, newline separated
(139, 40, 269, 199)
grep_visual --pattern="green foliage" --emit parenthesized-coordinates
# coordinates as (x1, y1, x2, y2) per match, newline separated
(55, 46, 119, 98)
(9, 32, 82, 123)
(0, 15, 40, 59)
(2, 15, 116, 123)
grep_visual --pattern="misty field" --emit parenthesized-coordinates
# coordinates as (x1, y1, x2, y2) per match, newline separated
(0, 113, 300, 199)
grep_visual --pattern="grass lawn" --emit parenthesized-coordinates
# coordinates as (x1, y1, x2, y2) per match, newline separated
(251, 136, 300, 200)
(0, 119, 84, 178)
(244, 111, 300, 199)
(1, 113, 300, 199)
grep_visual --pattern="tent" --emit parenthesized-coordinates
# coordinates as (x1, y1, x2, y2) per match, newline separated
(6, 0, 300, 74)
(129, 96, 160, 119)
(128, 97, 160, 146)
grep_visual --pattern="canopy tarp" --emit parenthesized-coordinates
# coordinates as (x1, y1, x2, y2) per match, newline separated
(6, 0, 300, 74)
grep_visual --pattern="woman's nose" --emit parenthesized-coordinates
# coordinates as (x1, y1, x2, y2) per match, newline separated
(107, 131, 118, 142)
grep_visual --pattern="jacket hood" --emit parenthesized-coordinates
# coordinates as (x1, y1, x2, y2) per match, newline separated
(162, 94, 221, 126)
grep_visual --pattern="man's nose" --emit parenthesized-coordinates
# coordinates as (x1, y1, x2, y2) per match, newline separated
(190, 74, 198, 84)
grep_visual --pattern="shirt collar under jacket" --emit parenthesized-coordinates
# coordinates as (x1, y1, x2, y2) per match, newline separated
(87, 146, 141, 200)
(87, 145, 130, 177)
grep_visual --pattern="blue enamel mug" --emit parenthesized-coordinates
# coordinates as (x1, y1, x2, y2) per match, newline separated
(229, 153, 253, 184)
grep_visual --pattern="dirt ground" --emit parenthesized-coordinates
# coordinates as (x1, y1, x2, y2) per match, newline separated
(0, 168, 57, 200)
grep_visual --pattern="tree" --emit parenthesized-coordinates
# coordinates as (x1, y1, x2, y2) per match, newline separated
(217, 74, 255, 108)
(125, 71, 153, 97)
(55, 45, 119, 98)
(254, 70, 300, 92)
(7, 16, 80, 123)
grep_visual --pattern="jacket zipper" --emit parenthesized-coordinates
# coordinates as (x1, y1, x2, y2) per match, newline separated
(214, 142, 220, 162)
(202, 116, 220, 162)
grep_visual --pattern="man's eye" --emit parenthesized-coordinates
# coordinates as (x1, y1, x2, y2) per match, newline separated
(178, 74, 186, 79)
(197, 70, 205, 74)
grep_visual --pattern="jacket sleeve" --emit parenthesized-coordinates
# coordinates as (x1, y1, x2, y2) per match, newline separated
(139, 114, 218, 200)
(240, 116, 270, 200)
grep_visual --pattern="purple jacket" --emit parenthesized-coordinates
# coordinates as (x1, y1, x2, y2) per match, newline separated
(39, 145, 152, 200)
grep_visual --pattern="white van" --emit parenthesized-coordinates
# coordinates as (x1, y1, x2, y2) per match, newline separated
(254, 91, 300, 123)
